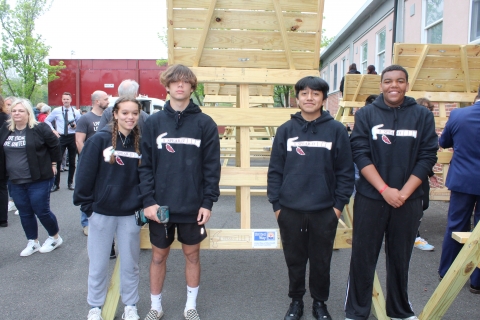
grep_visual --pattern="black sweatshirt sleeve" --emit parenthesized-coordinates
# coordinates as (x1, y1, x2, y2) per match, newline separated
(40, 123, 62, 163)
(350, 109, 374, 171)
(410, 110, 438, 180)
(138, 117, 158, 208)
(73, 138, 101, 216)
(200, 119, 221, 210)
(267, 126, 286, 212)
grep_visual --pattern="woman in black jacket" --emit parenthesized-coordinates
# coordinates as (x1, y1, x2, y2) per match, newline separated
(0, 95, 10, 227)
(0, 98, 62, 256)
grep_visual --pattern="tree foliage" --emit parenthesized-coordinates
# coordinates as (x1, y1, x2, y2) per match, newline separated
(0, 0, 64, 99)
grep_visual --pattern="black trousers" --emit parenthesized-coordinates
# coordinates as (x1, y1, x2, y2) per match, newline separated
(0, 178, 8, 223)
(277, 206, 338, 302)
(55, 134, 77, 187)
(345, 193, 422, 319)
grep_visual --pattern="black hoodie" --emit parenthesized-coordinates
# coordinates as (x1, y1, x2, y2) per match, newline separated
(73, 127, 142, 217)
(350, 94, 438, 201)
(267, 111, 354, 213)
(138, 100, 220, 223)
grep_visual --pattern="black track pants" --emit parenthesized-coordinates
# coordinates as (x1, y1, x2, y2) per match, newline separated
(345, 193, 422, 319)
(277, 206, 338, 301)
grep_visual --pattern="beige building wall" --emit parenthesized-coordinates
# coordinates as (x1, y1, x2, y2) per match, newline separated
(443, 1, 469, 44)
(404, 0, 423, 43)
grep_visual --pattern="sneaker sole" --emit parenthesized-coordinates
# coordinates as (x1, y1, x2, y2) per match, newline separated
(20, 247, 39, 257)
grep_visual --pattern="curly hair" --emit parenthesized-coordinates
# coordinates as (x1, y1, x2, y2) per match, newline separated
(109, 97, 142, 165)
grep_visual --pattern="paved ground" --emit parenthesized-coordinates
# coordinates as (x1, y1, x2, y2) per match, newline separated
(0, 171, 479, 319)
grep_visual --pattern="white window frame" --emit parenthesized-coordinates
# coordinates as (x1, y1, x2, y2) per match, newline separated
(333, 63, 338, 91)
(360, 42, 368, 74)
(422, 0, 443, 44)
(469, 0, 480, 44)
(376, 28, 386, 73)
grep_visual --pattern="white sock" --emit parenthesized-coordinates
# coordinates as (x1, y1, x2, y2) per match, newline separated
(150, 293, 162, 313)
(185, 285, 199, 311)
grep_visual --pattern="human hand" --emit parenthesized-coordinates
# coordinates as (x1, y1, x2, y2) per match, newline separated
(381, 187, 405, 208)
(197, 207, 211, 225)
(333, 207, 341, 219)
(52, 130, 60, 138)
(144, 204, 160, 223)
(274, 210, 281, 220)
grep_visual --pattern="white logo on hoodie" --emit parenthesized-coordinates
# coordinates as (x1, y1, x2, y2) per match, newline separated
(156, 132, 201, 149)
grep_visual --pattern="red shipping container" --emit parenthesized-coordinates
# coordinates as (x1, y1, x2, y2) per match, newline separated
(48, 59, 168, 108)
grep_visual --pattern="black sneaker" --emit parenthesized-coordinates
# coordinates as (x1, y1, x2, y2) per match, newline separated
(470, 284, 480, 294)
(312, 301, 332, 320)
(284, 301, 303, 320)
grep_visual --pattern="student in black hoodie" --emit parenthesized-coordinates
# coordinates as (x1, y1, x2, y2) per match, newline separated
(139, 64, 220, 320)
(74, 97, 143, 320)
(268, 76, 354, 320)
(344, 65, 438, 320)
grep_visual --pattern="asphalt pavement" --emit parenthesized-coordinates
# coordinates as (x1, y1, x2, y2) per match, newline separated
(0, 170, 478, 319)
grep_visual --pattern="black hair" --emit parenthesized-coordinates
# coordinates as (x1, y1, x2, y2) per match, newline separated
(381, 65, 409, 82)
(294, 76, 329, 100)
(365, 94, 378, 105)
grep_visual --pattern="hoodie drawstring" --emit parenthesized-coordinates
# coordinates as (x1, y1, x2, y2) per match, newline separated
(302, 120, 318, 134)
(300, 214, 308, 233)
(175, 111, 183, 129)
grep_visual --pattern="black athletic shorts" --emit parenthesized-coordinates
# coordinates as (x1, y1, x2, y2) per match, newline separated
(149, 221, 207, 249)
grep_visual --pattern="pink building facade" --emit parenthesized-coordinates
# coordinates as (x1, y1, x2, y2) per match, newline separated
(320, 0, 480, 115)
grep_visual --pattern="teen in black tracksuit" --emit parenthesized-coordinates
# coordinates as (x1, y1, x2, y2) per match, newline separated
(345, 66, 438, 320)
(268, 76, 354, 320)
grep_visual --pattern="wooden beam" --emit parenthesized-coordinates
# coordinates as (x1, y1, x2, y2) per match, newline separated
(419, 223, 480, 319)
(409, 45, 430, 90)
(272, 0, 295, 70)
(352, 75, 366, 102)
(101, 257, 120, 320)
(202, 107, 293, 126)
(405, 91, 476, 103)
(460, 45, 471, 93)
(140, 227, 353, 249)
(452, 232, 472, 244)
(220, 167, 268, 186)
(313, 0, 324, 69)
(238, 84, 251, 229)
(167, 0, 175, 65)
(192, 0, 218, 67)
(203, 95, 274, 104)
(191, 67, 320, 85)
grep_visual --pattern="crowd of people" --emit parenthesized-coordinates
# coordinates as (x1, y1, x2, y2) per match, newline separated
(0, 63, 478, 320)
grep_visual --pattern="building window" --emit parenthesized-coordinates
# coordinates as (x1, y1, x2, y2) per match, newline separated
(376, 29, 386, 73)
(361, 42, 368, 74)
(333, 63, 338, 91)
(471, 0, 480, 42)
(424, 0, 443, 43)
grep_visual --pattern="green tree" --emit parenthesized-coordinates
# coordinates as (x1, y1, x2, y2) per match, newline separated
(0, 0, 64, 99)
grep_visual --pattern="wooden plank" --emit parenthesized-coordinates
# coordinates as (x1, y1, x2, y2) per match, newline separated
(437, 151, 453, 164)
(204, 95, 274, 104)
(429, 188, 450, 201)
(351, 75, 366, 102)
(461, 45, 471, 93)
(273, 0, 296, 69)
(102, 257, 121, 320)
(419, 223, 480, 319)
(372, 274, 389, 320)
(220, 188, 266, 196)
(313, 0, 324, 69)
(173, 29, 316, 51)
(452, 232, 472, 244)
(140, 227, 353, 249)
(204, 84, 274, 96)
(220, 167, 268, 186)
(173, 0, 319, 12)
(408, 79, 474, 93)
(167, 0, 175, 65)
(409, 45, 429, 89)
(238, 84, 251, 229)
(202, 107, 293, 126)
(191, 67, 320, 85)
(192, 0, 218, 67)
(405, 91, 477, 102)
(338, 101, 369, 108)
(173, 9, 319, 32)
(174, 48, 315, 70)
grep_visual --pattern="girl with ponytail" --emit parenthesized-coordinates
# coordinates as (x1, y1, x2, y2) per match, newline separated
(74, 97, 144, 320)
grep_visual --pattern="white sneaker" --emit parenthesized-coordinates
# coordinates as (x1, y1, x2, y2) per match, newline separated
(20, 240, 41, 256)
(8, 201, 16, 211)
(14, 210, 19, 215)
(88, 307, 103, 320)
(39, 235, 63, 253)
(122, 305, 140, 320)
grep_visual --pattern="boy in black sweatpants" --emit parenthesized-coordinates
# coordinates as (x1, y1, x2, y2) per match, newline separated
(345, 65, 438, 320)
(268, 76, 354, 320)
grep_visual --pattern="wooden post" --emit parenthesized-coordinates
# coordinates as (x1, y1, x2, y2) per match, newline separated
(419, 223, 480, 319)
(101, 257, 121, 320)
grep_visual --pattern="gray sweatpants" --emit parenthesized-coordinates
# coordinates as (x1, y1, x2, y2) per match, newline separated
(87, 212, 141, 307)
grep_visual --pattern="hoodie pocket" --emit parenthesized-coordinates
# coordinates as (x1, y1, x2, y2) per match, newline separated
(96, 185, 142, 212)
(155, 172, 201, 213)
(377, 165, 407, 190)
(279, 173, 334, 210)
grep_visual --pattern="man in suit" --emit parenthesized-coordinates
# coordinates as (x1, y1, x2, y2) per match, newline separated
(438, 98, 480, 293)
